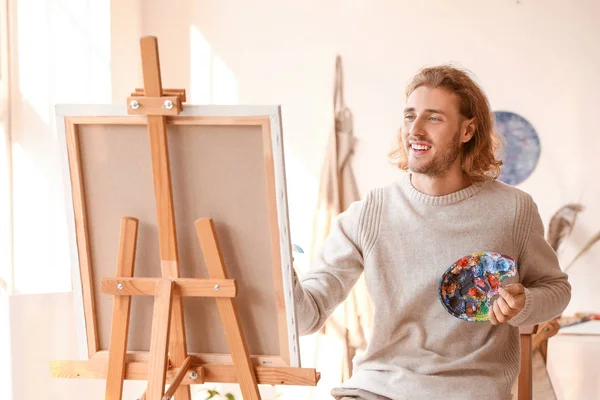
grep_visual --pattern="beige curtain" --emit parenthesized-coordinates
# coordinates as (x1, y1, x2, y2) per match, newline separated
(309, 55, 373, 383)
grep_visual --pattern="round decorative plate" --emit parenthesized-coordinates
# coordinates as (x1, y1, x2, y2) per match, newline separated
(494, 111, 541, 186)
(438, 252, 518, 322)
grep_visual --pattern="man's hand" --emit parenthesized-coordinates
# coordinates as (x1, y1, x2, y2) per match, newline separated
(488, 283, 526, 325)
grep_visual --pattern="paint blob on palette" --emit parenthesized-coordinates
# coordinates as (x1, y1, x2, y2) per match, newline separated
(438, 252, 518, 322)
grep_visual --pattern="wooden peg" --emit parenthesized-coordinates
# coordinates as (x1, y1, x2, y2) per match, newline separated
(131, 88, 187, 103)
(126, 96, 182, 116)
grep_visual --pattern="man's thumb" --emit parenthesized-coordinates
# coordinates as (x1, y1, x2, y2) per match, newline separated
(503, 283, 524, 295)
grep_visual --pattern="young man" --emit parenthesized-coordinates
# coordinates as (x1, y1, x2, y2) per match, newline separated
(293, 65, 571, 400)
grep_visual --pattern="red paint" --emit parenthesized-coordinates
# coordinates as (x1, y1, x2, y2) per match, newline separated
(488, 274, 499, 290)
(457, 257, 469, 268)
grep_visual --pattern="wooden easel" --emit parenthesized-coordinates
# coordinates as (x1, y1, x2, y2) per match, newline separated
(96, 36, 319, 400)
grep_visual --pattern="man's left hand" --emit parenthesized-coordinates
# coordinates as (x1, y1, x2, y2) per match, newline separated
(488, 283, 526, 325)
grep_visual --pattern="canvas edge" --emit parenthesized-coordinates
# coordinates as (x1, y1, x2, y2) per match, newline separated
(54, 108, 89, 360)
(268, 107, 301, 368)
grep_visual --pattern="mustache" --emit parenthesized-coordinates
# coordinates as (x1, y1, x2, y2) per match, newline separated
(406, 137, 433, 145)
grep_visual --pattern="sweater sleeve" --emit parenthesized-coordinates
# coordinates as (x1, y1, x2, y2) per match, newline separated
(292, 199, 367, 335)
(508, 192, 572, 327)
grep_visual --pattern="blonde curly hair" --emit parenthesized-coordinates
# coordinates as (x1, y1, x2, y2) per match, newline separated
(389, 65, 503, 182)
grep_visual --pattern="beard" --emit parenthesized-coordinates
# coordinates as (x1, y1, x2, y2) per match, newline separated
(408, 131, 462, 177)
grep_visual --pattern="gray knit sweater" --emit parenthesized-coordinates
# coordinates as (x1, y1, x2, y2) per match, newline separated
(293, 173, 571, 400)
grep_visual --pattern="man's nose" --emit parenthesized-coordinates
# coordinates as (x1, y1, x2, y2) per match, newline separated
(409, 117, 426, 137)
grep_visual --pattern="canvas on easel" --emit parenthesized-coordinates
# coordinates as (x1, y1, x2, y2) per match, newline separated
(50, 36, 319, 399)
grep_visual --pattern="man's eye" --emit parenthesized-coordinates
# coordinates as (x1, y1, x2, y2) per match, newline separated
(429, 117, 440, 122)
(405, 115, 415, 121)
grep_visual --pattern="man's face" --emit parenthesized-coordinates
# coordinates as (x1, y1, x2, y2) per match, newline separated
(401, 86, 472, 177)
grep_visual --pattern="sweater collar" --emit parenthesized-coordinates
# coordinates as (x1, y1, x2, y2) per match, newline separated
(400, 173, 488, 206)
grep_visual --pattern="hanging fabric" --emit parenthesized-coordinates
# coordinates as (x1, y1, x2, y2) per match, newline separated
(309, 55, 373, 385)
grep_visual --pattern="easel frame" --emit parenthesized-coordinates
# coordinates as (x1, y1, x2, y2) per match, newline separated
(51, 36, 318, 399)
(55, 107, 301, 369)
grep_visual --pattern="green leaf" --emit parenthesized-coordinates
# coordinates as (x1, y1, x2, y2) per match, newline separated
(225, 394, 235, 400)
(205, 389, 219, 399)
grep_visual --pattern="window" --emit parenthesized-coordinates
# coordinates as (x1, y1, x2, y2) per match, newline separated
(0, 0, 12, 295)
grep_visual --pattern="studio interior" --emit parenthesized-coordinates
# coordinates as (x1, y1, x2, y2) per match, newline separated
(0, 1, 598, 399)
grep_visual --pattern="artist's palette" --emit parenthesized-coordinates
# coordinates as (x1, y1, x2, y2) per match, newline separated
(438, 252, 518, 322)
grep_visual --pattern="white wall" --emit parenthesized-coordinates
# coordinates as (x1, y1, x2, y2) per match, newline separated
(548, 331, 600, 400)
(6, 0, 600, 399)
(136, 1, 600, 398)
(136, 2, 600, 316)
(110, 0, 142, 103)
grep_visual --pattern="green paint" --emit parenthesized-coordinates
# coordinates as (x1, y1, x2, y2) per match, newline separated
(480, 302, 489, 315)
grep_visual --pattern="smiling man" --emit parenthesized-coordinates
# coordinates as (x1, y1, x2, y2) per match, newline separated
(293, 65, 571, 399)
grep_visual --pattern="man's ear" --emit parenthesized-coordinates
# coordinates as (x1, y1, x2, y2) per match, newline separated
(461, 118, 476, 143)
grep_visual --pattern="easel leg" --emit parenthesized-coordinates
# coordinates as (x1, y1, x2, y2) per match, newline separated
(147, 279, 174, 400)
(518, 333, 533, 400)
(139, 355, 192, 400)
(105, 217, 139, 400)
(141, 36, 192, 400)
(195, 218, 261, 400)
(167, 294, 191, 399)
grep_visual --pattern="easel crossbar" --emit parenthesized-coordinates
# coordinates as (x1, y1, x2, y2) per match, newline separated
(101, 277, 236, 297)
(50, 360, 320, 386)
